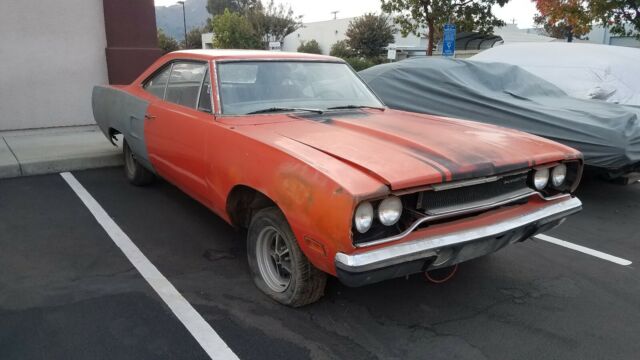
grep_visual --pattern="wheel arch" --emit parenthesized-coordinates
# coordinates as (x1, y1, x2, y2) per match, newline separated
(225, 184, 278, 229)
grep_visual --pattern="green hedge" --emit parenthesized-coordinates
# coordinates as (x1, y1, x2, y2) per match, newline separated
(343, 57, 384, 71)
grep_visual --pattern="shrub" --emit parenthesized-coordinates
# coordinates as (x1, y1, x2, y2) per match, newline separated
(343, 57, 379, 71)
(329, 40, 356, 58)
(297, 39, 322, 54)
(157, 29, 180, 54)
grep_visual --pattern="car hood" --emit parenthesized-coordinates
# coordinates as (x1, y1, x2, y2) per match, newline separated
(267, 109, 581, 190)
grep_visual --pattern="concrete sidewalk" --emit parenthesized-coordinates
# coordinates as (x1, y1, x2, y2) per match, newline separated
(0, 125, 122, 179)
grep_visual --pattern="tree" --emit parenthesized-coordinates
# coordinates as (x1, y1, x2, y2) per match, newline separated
(206, 0, 259, 16)
(381, 0, 509, 56)
(533, 0, 592, 42)
(297, 39, 322, 54)
(591, 0, 640, 39)
(157, 29, 180, 54)
(345, 13, 395, 58)
(211, 9, 262, 49)
(533, 13, 574, 38)
(183, 26, 205, 49)
(330, 40, 356, 58)
(246, 0, 303, 47)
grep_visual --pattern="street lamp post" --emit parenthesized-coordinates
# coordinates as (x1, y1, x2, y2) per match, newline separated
(178, 1, 187, 48)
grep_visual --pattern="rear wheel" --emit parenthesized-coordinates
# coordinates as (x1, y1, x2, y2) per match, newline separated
(247, 207, 326, 307)
(123, 140, 154, 186)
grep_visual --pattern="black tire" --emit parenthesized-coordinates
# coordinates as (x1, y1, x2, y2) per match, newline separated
(247, 207, 327, 307)
(123, 140, 155, 186)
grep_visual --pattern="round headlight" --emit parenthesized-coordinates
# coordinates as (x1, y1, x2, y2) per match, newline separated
(533, 168, 549, 190)
(378, 196, 403, 226)
(354, 202, 374, 233)
(551, 164, 567, 187)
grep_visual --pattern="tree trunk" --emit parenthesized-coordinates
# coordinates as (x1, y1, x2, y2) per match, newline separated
(567, 25, 573, 42)
(427, 21, 435, 56)
(423, 1, 434, 56)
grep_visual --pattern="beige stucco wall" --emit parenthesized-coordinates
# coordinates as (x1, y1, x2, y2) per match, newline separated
(0, 0, 109, 131)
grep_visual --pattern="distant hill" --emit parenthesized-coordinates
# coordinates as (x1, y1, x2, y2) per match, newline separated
(155, 0, 210, 41)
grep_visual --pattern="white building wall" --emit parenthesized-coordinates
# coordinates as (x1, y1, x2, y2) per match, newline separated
(585, 25, 640, 48)
(283, 18, 352, 54)
(283, 17, 426, 55)
(0, 0, 109, 131)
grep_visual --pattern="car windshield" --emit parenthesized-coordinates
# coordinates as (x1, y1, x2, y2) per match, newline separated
(217, 61, 384, 115)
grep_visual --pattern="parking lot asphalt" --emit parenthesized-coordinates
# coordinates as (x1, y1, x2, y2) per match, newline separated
(1, 167, 639, 360)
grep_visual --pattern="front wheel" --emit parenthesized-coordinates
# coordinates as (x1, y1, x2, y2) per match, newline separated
(123, 140, 155, 186)
(247, 207, 326, 307)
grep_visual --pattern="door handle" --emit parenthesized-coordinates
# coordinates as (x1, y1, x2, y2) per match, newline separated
(144, 114, 156, 120)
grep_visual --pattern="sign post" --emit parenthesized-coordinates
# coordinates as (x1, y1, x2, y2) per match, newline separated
(268, 41, 282, 51)
(387, 43, 397, 61)
(442, 23, 456, 57)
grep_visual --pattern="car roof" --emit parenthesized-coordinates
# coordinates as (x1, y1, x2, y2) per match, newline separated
(170, 49, 342, 62)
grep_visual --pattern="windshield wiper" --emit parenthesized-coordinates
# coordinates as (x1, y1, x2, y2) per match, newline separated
(246, 107, 324, 115)
(327, 105, 385, 111)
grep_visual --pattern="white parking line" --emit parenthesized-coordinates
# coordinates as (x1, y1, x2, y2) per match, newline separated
(60, 172, 239, 360)
(535, 234, 633, 266)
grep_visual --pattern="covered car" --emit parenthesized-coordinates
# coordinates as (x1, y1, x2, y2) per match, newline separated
(471, 42, 640, 106)
(360, 57, 640, 176)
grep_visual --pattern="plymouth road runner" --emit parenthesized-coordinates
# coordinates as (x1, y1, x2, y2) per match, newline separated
(92, 50, 583, 306)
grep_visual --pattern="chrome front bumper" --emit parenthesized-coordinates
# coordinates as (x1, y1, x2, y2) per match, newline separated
(335, 196, 582, 287)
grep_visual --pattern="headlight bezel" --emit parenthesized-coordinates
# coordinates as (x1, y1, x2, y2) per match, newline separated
(529, 160, 582, 194)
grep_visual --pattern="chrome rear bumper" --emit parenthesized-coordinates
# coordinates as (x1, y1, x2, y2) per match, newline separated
(335, 196, 582, 286)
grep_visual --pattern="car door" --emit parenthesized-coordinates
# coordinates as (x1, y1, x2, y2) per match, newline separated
(144, 60, 213, 203)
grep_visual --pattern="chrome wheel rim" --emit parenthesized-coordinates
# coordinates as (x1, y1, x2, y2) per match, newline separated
(256, 226, 292, 293)
(124, 146, 135, 177)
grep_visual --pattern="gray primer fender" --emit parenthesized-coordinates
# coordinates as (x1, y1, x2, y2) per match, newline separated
(92, 85, 155, 172)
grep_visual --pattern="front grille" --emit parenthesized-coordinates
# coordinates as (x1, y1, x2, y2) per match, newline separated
(417, 173, 532, 215)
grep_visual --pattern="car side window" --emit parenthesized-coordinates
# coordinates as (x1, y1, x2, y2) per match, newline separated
(143, 65, 172, 99)
(165, 62, 207, 109)
(198, 69, 212, 113)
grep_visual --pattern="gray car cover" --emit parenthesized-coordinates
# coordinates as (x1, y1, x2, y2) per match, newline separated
(360, 57, 640, 171)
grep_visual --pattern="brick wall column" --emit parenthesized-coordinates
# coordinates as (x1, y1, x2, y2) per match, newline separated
(102, 0, 163, 84)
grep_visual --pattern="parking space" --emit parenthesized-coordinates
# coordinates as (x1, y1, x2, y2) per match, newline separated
(543, 173, 640, 261)
(1, 167, 639, 359)
(0, 174, 209, 360)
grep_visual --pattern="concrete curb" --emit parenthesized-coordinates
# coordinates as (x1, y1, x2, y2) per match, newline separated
(0, 128, 123, 180)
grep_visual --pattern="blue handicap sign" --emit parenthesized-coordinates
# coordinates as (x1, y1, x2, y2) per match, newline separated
(442, 23, 456, 57)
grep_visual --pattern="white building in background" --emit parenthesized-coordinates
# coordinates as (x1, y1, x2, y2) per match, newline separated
(584, 25, 640, 48)
(282, 18, 556, 58)
(494, 24, 555, 43)
(202, 17, 639, 54)
(517, 24, 640, 48)
(282, 17, 426, 55)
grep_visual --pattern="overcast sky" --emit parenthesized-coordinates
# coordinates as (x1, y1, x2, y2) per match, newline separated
(155, 0, 538, 28)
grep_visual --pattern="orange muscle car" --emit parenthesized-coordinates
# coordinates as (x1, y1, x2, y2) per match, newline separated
(92, 50, 583, 306)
